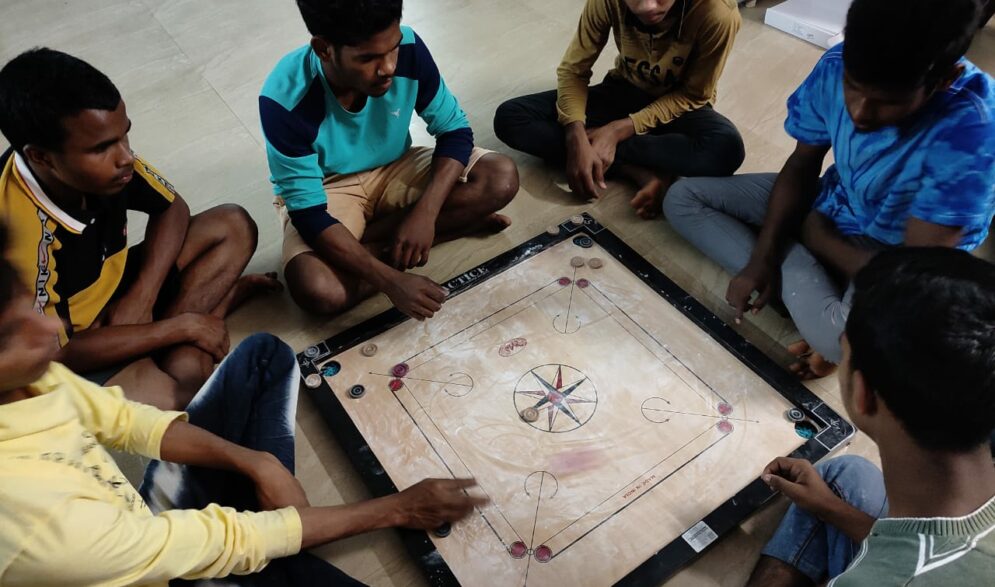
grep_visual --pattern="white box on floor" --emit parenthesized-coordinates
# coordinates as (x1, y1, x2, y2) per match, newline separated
(764, 0, 853, 49)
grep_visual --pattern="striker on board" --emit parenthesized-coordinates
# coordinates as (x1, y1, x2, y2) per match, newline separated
(298, 213, 853, 587)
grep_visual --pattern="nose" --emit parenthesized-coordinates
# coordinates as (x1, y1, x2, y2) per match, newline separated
(849, 98, 875, 130)
(380, 53, 398, 78)
(116, 141, 135, 169)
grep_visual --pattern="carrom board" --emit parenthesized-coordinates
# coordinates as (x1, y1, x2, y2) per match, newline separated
(299, 213, 853, 586)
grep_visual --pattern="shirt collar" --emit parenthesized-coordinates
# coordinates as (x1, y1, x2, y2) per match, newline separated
(12, 151, 90, 234)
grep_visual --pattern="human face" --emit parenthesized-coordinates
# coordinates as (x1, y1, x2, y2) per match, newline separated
(323, 21, 403, 98)
(26, 99, 135, 197)
(0, 292, 62, 392)
(842, 70, 931, 132)
(624, 0, 678, 26)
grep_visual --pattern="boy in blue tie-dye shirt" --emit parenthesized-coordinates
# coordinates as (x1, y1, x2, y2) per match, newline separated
(665, 0, 995, 378)
(260, 0, 519, 319)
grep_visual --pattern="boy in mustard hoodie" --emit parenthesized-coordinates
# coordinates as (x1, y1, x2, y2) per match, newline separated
(495, 0, 745, 216)
(0, 221, 485, 586)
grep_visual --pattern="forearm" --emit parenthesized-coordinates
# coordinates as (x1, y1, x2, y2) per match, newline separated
(817, 498, 876, 543)
(802, 222, 875, 279)
(556, 73, 592, 126)
(159, 419, 260, 474)
(311, 224, 398, 291)
(751, 149, 826, 266)
(630, 90, 709, 134)
(298, 496, 401, 549)
(56, 320, 187, 370)
(133, 197, 190, 296)
(413, 156, 464, 218)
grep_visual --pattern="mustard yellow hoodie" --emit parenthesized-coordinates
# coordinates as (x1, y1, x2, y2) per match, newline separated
(0, 363, 302, 586)
(557, 0, 740, 134)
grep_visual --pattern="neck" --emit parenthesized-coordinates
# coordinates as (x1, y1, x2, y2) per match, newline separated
(321, 60, 365, 112)
(879, 431, 995, 519)
(25, 158, 86, 209)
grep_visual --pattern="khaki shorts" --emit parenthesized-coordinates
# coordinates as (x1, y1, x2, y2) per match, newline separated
(276, 146, 492, 266)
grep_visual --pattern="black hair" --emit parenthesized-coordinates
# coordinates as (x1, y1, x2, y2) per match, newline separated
(296, 0, 403, 47)
(0, 223, 20, 318)
(843, 0, 981, 90)
(0, 48, 121, 153)
(846, 248, 995, 452)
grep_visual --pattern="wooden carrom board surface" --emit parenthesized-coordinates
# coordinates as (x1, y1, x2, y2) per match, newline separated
(299, 213, 853, 586)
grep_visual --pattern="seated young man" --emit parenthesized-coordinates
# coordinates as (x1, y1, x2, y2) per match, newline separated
(746, 247, 995, 586)
(664, 0, 995, 377)
(0, 49, 280, 410)
(0, 222, 485, 586)
(493, 0, 745, 217)
(262, 0, 520, 318)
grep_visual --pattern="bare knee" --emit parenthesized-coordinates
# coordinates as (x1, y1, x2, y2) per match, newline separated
(213, 203, 258, 253)
(475, 154, 520, 210)
(285, 255, 352, 315)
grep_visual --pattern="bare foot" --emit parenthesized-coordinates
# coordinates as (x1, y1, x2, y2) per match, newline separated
(479, 213, 513, 234)
(213, 272, 284, 317)
(787, 340, 837, 380)
(629, 174, 677, 220)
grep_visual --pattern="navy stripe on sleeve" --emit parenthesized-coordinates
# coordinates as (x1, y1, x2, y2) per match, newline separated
(259, 78, 326, 158)
(288, 205, 339, 244)
(395, 33, 442, 114)
(434, 127, 474, 166)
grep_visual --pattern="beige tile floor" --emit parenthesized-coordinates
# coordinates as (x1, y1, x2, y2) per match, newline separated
(1, 1, 993, 584)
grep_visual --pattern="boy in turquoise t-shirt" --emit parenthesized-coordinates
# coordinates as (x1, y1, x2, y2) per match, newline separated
(260, 0, 519, 319)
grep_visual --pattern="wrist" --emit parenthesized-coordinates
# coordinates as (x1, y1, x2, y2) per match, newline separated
(565, 121, 587, 143)
(611, 118, 635, 141)
(369, 263, 400, 292)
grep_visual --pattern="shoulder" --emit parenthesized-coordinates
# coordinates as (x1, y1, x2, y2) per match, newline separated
(129, 155, 179, 202)
(938, 61, 995, 131)
(694, 0, 741, 25)
(260, 45, 321, 109)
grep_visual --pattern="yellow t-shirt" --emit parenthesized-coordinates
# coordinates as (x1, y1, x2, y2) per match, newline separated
(556, 0, 741, 133)
(0, 148, 177, 347)
(0, 363, 302, 586)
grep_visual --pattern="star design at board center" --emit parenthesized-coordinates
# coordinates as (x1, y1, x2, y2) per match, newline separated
(515, 365, 595, 430)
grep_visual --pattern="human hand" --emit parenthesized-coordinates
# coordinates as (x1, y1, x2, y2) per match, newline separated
(249, 452, 310, 510)
(390, 478, 489, 529)
(383, 272, 448, 321)
(565, 124, 604, 200)
(175, 312, 230, 362)
(392, 209, 437, 270)
(762, 457, 841, 517)
(726, 260, 778, 323)
(586, 125, 619, 177)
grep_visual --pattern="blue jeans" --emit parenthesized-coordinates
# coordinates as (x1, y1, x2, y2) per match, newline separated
(761, 455, 889, 582)
(140, 333, 363, 587)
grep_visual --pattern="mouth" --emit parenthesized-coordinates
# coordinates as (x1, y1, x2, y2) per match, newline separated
(113, 172, 134, 185)
(639, 12, 667, 24)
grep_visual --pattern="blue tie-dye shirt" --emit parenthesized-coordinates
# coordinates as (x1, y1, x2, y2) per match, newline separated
(785, 45, 995, 251)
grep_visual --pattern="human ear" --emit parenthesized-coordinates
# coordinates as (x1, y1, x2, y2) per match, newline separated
(21, 145, 56, 171)
(310, 36, 333, 62)
(851, 369, 878, 418)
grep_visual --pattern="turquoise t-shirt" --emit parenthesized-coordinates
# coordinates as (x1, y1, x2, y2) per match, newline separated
(259, 26, 472, 242)
(786, 45, 995, 251)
